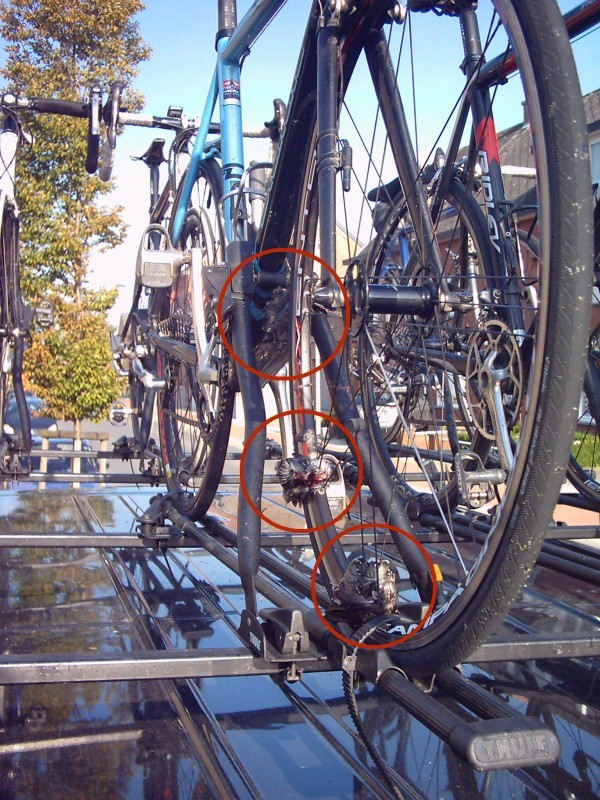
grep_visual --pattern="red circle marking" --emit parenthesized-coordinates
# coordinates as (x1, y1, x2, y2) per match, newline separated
(217, 247, 351, 382)
(239, 409, 364, 534)
(311, 523, 438, 650)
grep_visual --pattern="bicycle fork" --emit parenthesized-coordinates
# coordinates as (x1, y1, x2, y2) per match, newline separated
(228, 240, 265, 618)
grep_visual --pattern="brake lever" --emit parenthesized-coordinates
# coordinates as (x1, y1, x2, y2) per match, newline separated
(99, 81, 123, 182)
(84, 84, 102, 174)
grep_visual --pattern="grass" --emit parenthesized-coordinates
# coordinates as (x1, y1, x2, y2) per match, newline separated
(571, 432, 599, 469)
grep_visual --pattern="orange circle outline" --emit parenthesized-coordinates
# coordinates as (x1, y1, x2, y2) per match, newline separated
(239, 409, 364, 534)
(216, 247, 351, 382)
(311, 523, 438, 650)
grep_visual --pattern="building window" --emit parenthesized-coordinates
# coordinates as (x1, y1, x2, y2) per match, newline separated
(591, 137, 600, 188)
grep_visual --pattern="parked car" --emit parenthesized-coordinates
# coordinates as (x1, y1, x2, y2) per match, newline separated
(2, 393, 98, 475)
(3, 391, 58, 437)
(32, 437, 99, 475)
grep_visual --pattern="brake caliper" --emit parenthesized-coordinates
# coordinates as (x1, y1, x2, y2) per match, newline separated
(407, 0, 477, 15)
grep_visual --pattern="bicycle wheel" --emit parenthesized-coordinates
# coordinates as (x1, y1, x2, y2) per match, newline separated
(157, 158, 234, 519)
(508, 225, 600, 512)
(283, 0, 592, 674)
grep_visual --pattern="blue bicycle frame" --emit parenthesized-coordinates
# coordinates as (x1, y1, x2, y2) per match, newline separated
(171, 0, 287, 246)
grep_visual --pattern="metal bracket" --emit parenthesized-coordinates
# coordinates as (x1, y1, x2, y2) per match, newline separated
(136, 494, 182, 548)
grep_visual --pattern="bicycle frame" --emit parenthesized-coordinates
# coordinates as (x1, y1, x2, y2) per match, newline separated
(0, 115, 31, 453)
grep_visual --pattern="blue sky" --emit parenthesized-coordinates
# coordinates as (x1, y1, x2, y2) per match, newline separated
(76, 1, 599, 322)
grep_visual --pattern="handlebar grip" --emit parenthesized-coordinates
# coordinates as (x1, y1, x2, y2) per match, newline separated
(34, 98, 88, 118)
(85, 130, 100, 174)
(98, 138, 115, 182)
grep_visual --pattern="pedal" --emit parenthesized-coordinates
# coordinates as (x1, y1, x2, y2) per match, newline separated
(264, 437, 282, 459)
(113, 435, 137, 458)
(454, 452, 506, 508)
(109, 402, 133, 426)
(110, 333, 130, 378)
(111, 352, 129, 378)
(136, 224, 184, 288)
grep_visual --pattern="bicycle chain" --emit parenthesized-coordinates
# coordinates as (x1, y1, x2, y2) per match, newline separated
(253, 286, 290, 376)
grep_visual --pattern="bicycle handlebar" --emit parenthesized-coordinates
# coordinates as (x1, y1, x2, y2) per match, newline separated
(1, 92, 88, 117)
(1, 88, 271, 183)
(1, 91, 101, 176)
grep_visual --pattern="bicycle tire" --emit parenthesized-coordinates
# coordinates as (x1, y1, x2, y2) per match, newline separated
(157, 157, 234, 519)
(286, 0, 592, 674)
(507, 227, 600, 512)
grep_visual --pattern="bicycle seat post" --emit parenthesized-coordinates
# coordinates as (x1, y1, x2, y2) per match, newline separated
(132, 138, 167, 247)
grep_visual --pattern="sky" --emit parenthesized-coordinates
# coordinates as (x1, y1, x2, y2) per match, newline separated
(9, 0, 595, 327)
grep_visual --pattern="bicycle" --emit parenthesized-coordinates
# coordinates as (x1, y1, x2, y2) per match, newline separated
(0, 102, 32, 465)
(103, 0, 593, 677)
(0, 89, 106, 471)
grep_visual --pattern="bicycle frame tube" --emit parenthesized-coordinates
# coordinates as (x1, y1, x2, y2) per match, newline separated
(460, 9, 525, 338)
(0, 123, 18, 201)
(171, 0, 288, 246)
(221, 0, 287, 64)
(216, 34, 245, 243)
(219, 0, 288, 242)
(171, 68, 218, 244)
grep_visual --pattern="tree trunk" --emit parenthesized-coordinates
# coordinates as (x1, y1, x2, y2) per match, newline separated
(73, 417, 81, 488)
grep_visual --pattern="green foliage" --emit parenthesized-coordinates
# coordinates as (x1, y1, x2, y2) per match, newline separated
(24, 286, 126, 422)
(572, 430, 599, 469)
(0, 0, 150, 422)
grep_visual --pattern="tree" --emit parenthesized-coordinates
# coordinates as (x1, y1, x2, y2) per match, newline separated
(0, 0, 150, 433)
(24, 286, 124, 426)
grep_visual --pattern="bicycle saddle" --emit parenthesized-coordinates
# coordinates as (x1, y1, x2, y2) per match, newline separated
(131, 138, 166, 168)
